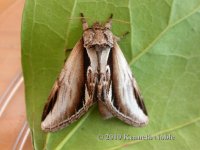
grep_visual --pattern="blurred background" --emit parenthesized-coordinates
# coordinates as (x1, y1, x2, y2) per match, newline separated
(0, 0, 32, 149)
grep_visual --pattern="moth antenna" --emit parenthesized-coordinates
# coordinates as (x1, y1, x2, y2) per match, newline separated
(105, 14, 113, 29)
(80, 13, 88, 30)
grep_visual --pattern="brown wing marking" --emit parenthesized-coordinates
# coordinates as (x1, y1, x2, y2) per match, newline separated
(103, 42, 148, 127)
(41, 39, 94, 132)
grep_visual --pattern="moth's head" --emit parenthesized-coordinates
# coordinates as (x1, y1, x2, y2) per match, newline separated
(83, 22, 114, 50)
(92, 22, 103, 29)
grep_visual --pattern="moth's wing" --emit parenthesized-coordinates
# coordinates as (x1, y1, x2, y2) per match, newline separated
(41, 39, 93, 132)
(105, 42, 148, 127)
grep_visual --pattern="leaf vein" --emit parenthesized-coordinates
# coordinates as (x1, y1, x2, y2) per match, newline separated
(129, 4, 200, 66)
(34, 21, 65, 40)
(107, 117, 200, 150)
(55, 107, 95, 149)
(64, 0, 78, 47)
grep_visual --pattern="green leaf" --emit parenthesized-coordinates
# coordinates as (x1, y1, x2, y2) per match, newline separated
(21, 0, 200, 149)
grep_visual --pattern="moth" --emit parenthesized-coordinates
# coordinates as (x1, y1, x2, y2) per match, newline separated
(41, 13, 148, 132)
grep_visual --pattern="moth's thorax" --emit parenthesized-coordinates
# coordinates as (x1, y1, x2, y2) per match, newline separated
(83, 22, 114, 50)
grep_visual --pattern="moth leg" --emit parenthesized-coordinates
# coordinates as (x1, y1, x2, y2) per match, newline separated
(80, 13, 88, 30)
(105, 65, 111, 92)
(103, 66, 111, 100)
(98, 67, 113, 119)
(105, 14, 113, 29)
(86, 66, 97, 100)
(114, 31, 129, 41)
(97, 66, 111, 101)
